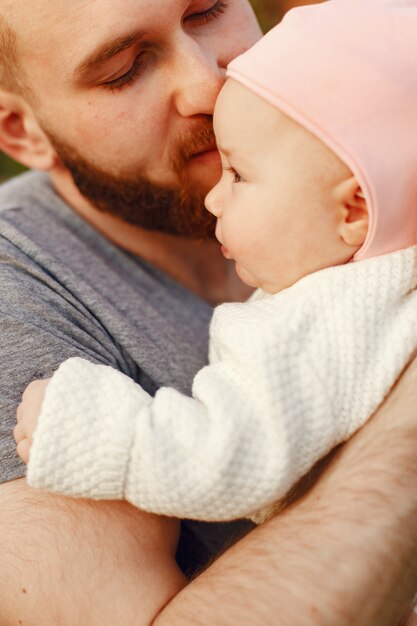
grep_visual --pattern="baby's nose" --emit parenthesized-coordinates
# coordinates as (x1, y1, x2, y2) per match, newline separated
(205, 184, 222, 217)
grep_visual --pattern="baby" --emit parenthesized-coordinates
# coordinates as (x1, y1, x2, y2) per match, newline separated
(14, 0, 417, 532)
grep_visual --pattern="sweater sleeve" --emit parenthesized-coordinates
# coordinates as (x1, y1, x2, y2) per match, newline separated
(27, 338, 314, 521)
(27, 246, 417, 521)
(27, 301, 333, 521)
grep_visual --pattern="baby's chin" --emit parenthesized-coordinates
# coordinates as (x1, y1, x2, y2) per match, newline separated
(235, 262, 286, 295)
(235, 262, 261, 290)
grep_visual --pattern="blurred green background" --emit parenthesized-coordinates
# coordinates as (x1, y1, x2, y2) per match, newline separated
(251, 0, 316, 32)
(0, 0, 319, 180)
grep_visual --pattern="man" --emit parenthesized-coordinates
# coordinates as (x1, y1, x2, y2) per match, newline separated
(0, 1, 416, 624)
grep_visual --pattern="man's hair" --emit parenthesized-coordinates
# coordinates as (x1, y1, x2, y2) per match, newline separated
(0, 14, 22, 92)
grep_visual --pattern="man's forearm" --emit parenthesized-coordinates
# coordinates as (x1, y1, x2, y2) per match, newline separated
(155, 360, 417, 626)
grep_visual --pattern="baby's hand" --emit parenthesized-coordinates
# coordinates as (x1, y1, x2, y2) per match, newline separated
(14, 379, 51, 464)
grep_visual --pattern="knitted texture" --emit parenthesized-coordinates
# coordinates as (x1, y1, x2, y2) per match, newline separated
(28, 246, 417, 521)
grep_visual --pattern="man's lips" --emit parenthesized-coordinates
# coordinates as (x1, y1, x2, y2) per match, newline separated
(190, 146, 220, 163)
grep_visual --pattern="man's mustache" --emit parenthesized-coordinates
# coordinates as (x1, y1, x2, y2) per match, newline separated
(171, 119, 217, 175)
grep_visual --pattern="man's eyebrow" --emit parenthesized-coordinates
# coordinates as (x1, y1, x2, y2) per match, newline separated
(73, 31, 148, 82)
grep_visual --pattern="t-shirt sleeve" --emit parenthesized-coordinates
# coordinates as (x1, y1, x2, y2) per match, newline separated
(0, 234, 133, 482)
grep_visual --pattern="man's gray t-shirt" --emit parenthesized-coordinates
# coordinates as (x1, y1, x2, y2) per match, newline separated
(0, 171, 250, 569)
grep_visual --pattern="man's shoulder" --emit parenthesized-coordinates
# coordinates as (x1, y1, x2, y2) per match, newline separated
(0, 170, 54, 215)
(0, 171, 118, 275)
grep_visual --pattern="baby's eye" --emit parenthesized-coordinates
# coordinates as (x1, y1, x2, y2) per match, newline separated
(226, 167, 242, 184)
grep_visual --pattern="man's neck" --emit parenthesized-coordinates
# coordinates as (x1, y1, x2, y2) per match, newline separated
(51, 171, 252, 306)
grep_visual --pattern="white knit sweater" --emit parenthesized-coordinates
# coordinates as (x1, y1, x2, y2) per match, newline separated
(28, 246, 417, 522)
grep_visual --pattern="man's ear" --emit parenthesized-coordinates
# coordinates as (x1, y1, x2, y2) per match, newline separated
(335, 175, 369, 247)
(0, 89, 57, 171)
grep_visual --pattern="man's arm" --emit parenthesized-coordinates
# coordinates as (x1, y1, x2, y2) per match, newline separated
(0, 479, 186, 626)
(154, 357, 417, 626)
(1, 359, 416, 626)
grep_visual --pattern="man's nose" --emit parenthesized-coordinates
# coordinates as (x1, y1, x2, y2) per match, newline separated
(205, 183, 222, 217)
(170, 36, 225, 118)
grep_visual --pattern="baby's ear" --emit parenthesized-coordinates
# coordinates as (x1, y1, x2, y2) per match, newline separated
(335, 175, 368, 247)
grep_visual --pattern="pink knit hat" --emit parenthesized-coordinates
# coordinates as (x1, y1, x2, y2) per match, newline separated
(227, 0, 417, 260)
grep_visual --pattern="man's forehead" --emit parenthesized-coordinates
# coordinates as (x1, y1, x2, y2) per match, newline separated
(6, 0, 155, 74)
(8, 0, 98, 30)
(7, 0, 78, 27)
(8, 0, 148, 43)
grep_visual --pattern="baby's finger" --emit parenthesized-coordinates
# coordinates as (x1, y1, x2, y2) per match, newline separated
(22, 378, 51, 403)
(16, 401, 27, 424)
(16, 438, 31, 464)
(13, 421, 26, 444)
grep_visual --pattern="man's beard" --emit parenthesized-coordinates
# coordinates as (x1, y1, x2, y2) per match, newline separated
(47, 120, 217, 239)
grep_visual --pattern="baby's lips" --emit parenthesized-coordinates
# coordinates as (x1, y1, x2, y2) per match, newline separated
(220, 245, 233, 260)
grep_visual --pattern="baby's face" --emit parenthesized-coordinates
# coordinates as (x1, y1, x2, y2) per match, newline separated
(206, 79, 362, 294)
